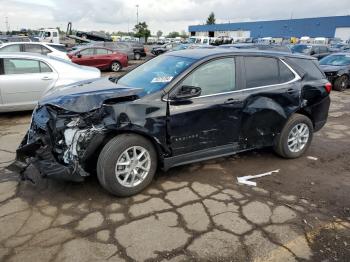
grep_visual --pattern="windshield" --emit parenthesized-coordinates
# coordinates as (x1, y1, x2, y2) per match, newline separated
(118, 55, 195, 95)
(291, 45, 312, 54)
(320, 55, 350, 66)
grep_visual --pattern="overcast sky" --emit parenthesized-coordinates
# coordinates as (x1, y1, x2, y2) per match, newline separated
(1, 0, 350, 34)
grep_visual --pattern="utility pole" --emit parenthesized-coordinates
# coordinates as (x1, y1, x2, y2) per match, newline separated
(5, 16, 10, 32)
(136, 4, 139, 25)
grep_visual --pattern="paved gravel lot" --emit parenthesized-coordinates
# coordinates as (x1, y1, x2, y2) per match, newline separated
(0, 59, 349, 261)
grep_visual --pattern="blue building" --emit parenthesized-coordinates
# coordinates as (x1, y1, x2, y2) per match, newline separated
(188, 15, 350, 41)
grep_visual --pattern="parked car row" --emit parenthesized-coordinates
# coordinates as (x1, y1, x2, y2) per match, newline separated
(0, 53, 100, 112)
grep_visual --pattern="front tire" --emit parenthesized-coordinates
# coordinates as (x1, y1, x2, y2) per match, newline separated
(333, 75, 349, 92)
(97, 134, 157, 197)
(274, 114, 313, 158)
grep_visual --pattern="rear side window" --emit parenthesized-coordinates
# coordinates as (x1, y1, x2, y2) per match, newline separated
(244, 57, 280, 88)
(288, 58, 324, 80)
(0, 44, 21, 52)
(95, 48, 108, 55)
(24, 44, 44, 54)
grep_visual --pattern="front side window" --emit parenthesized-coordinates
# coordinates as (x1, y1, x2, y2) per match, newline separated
(181, 58, 236, 96)
(0, 44, 21, 52)
(4, 59, 41, 74)
(118, 55, 195, 95)
(80, 48, 94, 56)
(244, 57, 280, 88)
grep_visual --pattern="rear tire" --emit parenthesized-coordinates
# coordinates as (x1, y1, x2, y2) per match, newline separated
(97, 134, 157, 197)
(274, 114, 313, 159)
(134, 53, 141, 60)
(110, 61, 121, 72)
(333, 75, 349, 92)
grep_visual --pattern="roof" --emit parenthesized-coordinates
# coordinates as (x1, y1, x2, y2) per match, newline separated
(165, 48, 313, 60)
(189, 15, 350, 38)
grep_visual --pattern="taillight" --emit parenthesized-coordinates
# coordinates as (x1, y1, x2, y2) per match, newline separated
(325, 82, 332, 93)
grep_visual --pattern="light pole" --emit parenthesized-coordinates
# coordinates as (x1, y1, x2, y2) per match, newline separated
(136, 4, 139, 25)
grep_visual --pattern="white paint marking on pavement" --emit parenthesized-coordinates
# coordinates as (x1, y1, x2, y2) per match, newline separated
(237, 169, 280, 186)
(307, 156, 318, 161)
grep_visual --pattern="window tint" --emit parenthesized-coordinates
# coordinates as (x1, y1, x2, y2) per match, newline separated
(40, 62, 52, 73)
(48, 44, 67, 52)
(24, 44, 43, 54)
(41, 46, 51, 54)
(319, 46, 328, 53)
(288, 58, 324, 80)
(53, 32, 58, 37)
(80, 48, 94, 55)
(244, 57, 279, 88)
(181, 58, 236, 96)
(279, 60, 295, 82)
(95, 48, 108, 55)
(0, 44, 21, 52)
(4, 59, 41, 74)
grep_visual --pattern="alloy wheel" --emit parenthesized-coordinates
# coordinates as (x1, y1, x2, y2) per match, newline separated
(287, 123, 310, 153)
(115, 146, 151, 188)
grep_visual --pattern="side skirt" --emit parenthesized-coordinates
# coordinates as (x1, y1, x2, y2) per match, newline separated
(163, 143, 249, 171)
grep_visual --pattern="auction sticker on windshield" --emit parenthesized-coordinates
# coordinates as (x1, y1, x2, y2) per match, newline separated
(151, 76, 173, 83)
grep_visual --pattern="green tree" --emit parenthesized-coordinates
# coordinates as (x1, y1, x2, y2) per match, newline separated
(156, 30, 163, 38)
(167, 31, 180, 38)
(206, 12, 216, 25)
(133, 22, 151, 41)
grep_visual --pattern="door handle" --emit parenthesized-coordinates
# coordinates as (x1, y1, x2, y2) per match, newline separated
(225, 98, 242, 104)
(286, 88, 296, 95)
(41, 76, 53, 80)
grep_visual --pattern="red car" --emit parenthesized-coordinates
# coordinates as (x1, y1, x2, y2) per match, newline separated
(68, 47, 128, 72)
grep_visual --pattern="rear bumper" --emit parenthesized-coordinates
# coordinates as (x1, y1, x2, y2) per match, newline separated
(306, 95, 331, 132)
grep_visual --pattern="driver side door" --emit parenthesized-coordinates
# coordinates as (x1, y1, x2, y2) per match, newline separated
(168, 57, 243, 156)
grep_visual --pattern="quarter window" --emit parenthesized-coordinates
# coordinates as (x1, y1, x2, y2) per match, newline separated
(244, 57, 280, 88)
(40, 61, 53, 73)
(181, 58, 236, 96)
(279, 60, 295, 83)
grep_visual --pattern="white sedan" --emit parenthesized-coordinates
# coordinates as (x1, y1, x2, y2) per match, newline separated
(0, 42, 70, 61)
(0, 53, 101, 112)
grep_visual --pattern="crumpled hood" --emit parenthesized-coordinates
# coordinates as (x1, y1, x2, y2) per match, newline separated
(40, 77, 142, 113)
(320, 64, 345, 73)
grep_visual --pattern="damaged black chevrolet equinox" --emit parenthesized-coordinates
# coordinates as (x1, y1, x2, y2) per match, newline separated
(9, 49, 331, 196)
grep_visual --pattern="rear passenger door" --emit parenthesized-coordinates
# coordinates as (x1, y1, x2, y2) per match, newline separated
(238, 56, 300, 147)
(94, 48, 111, 68)
(0, 58, 58, 109)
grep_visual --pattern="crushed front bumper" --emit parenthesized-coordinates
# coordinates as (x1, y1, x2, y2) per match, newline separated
(7, 105, 106, 183)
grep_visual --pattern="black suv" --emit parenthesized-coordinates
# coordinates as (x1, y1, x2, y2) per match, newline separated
(9, 49, 331, 196)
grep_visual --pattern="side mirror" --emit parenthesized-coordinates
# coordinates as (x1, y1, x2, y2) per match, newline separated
(77, 53, 82, 58)
(173, 85, 201, 100)
(310, 50, 315, 55)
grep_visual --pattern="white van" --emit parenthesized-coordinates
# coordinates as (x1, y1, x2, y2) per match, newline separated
(36, 28, 60, 44)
